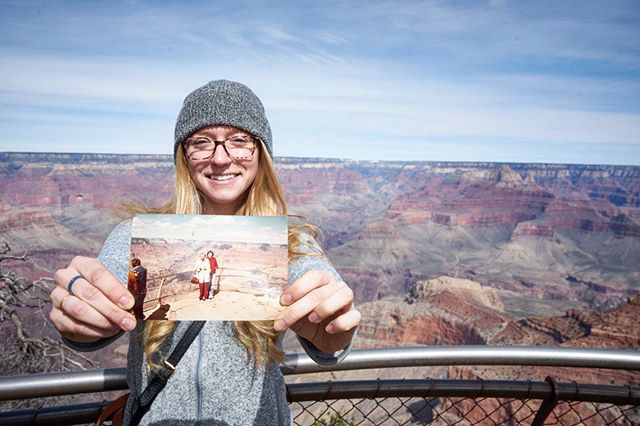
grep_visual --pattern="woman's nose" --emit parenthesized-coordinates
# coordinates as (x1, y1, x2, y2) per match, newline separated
(210, 143, 232, 166)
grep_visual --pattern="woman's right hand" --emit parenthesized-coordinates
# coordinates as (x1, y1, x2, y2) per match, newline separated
(50, 256, 137, 343)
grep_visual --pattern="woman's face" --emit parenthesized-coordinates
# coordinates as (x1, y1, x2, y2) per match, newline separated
(185, 126, 260, 215)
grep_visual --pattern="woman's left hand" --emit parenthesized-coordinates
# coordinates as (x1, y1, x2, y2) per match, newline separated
(274, 269, 361, 353)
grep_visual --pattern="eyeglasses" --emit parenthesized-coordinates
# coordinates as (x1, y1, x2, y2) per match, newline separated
(184, 135, 257, 161)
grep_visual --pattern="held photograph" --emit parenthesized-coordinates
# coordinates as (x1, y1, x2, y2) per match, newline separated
(129, 214, 288, 321)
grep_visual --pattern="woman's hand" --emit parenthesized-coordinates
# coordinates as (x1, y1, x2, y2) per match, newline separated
(50, 256, 137, 343)
(274, 269, 361, 354)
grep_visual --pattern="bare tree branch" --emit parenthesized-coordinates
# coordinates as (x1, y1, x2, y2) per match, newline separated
(0, 240, 93, 374)
(0, 239, 28, 262)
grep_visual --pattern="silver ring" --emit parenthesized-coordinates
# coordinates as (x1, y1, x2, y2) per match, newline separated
(67, 274, 82, 296)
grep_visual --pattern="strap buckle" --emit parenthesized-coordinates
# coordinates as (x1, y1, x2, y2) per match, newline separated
(163, 359, 176, 375)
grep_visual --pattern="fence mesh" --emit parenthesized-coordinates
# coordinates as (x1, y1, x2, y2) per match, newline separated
(1, 377, 638, 425)
(290, 396, 640, 425)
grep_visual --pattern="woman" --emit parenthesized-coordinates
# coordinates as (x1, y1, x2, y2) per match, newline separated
(127, 258, 147, 319)
(48, 80, 360, 425)
(194, 253, 211, 301)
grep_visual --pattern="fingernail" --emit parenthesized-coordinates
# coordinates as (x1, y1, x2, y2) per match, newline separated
(121, 318, 135, 331)
(274, 319, 286, 331)
(325, 323, 335, 334)
(308, 312, 320, 323)
(119, 296, 134, 309)
(280, 293, 292, 305)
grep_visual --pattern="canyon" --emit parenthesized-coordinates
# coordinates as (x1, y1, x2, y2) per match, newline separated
(1, 152, 638, 378)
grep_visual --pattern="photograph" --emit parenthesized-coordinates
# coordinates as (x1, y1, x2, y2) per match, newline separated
(129, 214, 288, 321)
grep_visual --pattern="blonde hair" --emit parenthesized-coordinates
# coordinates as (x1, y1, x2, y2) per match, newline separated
(123, 141, 321, 371)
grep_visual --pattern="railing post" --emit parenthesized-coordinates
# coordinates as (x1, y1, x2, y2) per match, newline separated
(531, 376, 559, 426)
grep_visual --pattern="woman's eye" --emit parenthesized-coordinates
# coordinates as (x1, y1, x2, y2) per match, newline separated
(191, 139, 210, 146)
(229, 137, 249, 146)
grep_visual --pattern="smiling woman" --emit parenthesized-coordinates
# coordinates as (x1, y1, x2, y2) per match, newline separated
(183, 126, 260, 215)
(48, 79, 361, 425)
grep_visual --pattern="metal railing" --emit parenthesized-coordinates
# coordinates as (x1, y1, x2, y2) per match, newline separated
(1, 346, 639, 425)
(282, 345, 640, 374)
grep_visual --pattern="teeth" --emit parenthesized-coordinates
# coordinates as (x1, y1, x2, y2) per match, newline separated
(210, 174, 237, 181)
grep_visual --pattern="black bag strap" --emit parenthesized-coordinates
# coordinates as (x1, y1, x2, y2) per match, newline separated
(129, 321, 205, 425)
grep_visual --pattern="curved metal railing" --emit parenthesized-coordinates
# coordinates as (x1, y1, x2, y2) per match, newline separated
(1, 346, 639, 425)
(2, 345, 638, 400)
(282, 345, 640, 374)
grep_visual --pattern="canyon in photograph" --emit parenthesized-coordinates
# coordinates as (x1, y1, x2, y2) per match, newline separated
(129, 214, 288, 321)
(1, 152, 639, 385)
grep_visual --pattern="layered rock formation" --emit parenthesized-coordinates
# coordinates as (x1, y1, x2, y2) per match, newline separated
(357, 277, 509, 347)
(1, 152, 638, 368)
(449, 297, 640, 393)
(356, 277, 640, 384)
(3, 153, 638, 303)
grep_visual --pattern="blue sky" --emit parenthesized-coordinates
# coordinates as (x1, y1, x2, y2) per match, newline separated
(1, 0, 639, 165)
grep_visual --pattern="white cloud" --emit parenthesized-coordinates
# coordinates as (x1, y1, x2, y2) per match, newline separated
(1, 1, 638, 164)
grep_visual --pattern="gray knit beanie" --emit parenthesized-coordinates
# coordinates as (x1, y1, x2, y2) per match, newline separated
(174, 80, 273, 160)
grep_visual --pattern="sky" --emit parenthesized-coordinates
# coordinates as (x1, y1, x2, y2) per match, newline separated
(131, 214, 287, 244)
(1, 0, 639, 165)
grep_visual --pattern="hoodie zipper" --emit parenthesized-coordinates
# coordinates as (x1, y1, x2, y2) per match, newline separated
(195, 325, 204, 423)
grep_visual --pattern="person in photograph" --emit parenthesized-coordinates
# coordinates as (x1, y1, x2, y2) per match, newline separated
(127, 258, 147, 320)
(195, 252, 211, 300)
(49, 79, 360, 425)
(206, 250, 219, 298)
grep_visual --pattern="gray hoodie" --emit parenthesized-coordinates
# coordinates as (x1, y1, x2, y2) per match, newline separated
(63, 221, 352, 425)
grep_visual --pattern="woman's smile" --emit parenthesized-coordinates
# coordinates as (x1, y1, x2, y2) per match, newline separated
(206, 172, 240, 182)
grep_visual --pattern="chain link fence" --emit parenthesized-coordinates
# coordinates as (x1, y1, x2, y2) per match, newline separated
(291, 397, 639, 425)
(2, 347, 639, 425)
(0, 378, 638, 425)
(287, 379, 640, 426)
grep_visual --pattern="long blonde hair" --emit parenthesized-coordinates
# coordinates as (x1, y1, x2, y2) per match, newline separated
(123, 141, 321, 371)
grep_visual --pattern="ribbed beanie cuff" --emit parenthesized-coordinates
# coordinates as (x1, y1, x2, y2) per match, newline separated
(174, 80, 273, 161)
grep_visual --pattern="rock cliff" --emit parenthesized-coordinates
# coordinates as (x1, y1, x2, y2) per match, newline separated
(1, 152, 638, 326)
(355, 278, 640, 383)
